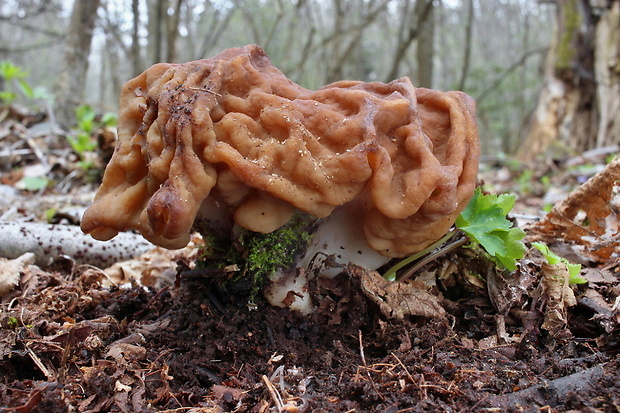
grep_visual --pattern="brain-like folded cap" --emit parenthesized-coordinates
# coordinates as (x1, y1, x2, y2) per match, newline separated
(81, 44, 479, 257)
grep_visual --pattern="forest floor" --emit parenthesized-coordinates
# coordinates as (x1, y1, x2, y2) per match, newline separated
(0, 105, 619, 412)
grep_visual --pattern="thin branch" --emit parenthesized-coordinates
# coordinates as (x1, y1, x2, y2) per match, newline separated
(457, 0, 475, 91)
(398, 235, 469, 282)
(0, 20, 64, 38)
(0, 39, 64, 54)
(385, 0, 433, 82)
(476, 46, 548, 103)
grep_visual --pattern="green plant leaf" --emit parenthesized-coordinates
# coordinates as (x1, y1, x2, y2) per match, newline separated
(45, 208, 57, 223)
(101, 112, 118, 127)
(75, 104, 96, 133)
(456, 188, 526, 271)
(531, 242, 586, 284)
(17, 78, 34, 99)
(77, 160, 95, 171)
(19, 176, 49, 191)
(68, 131, 97, 154)
(0, 61, 28, 80)
(0, 91, 16, 104)
(493, 227, 527, 270)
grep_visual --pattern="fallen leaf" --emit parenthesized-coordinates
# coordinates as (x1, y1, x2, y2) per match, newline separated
(105, 339, 147, 363)
(529, 158, 620, 264)
(211, 384, 246, 402)
(541, 262, 576, 332)
(115, 380, 132, 392)
(0, 252, 35, 296)
(346, 264, 446, 320)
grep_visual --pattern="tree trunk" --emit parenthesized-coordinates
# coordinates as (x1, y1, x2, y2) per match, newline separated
(519, 0, 620, 160)
(385, 0, 434, 83)
(148, 0, 166, 64)
(166, 0, 184, 62)
(457, 0, 474, 91)
(54, 0, 101, 128)
(415, 0, 434, 88)
(130, 0, 142, 75)
(594, 0, 620, 148)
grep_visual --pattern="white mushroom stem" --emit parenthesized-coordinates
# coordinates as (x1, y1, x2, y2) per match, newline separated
(264, 204, 391, 314)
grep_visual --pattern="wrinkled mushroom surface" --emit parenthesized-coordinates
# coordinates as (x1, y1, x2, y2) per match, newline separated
(81, 44, 479, 257)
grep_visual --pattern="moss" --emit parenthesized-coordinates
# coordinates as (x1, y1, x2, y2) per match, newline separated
(554, 0, 582, 74)
(245, 214, 314, 283)
(197, 213, 316, 298)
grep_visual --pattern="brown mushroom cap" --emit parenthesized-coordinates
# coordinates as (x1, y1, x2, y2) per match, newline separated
(81, 44, 479, 257)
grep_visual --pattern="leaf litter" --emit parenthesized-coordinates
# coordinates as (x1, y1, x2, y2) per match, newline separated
(0, 106, 619, 412)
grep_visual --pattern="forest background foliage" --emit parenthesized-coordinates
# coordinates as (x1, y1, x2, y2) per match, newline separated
(0, 0, 555, 156)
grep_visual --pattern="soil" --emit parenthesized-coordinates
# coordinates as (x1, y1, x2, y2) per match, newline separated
(0, 253, 618, 412)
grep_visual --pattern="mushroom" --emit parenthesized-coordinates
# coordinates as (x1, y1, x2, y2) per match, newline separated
(81, 44, 479, 311)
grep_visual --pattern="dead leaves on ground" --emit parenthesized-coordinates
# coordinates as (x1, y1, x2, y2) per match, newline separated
(524, 159, 620, 338)
(345, 264, 446, 320)
(0, 252, 34, 296)
(0, 265, 178, 412)
(529, 158, 620, 265)
(484, 159, 620, 346)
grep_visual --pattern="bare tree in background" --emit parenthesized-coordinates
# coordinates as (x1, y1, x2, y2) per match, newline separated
(0, 0, 555, 155)
(148, 0, 166, 64)
(166, 0, 185, 62)
(130, 0, 143, 75)
(194, 1, 238, 59)
(520, 0, 620, 158)
(54, 0, 101, 127)
(322, 0, 390, 83)
(385, 0, 434, 83)
(456, 0, 474, 90)
(415, 0, 435, 87)
(145, 0, 185, 64)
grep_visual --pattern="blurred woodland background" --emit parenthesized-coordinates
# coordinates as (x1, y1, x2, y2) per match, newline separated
(0, 0, 618, 159)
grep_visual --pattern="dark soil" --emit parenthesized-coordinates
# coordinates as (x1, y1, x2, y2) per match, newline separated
(1, 261, 618, 413)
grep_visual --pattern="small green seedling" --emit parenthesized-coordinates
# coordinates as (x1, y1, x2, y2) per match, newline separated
(17, 176, 50, 192)
(455, 187, 527, 271)
(68, 105, 118, 172)
(531, 242, 586, 284)
(68, 105, 98, 155)
(383, 188, 527, 281)
(7, 316, 18, 329)
(0, 61, 31, 104)
(0, 61, 53, 106)
(45, 208, 57, 223)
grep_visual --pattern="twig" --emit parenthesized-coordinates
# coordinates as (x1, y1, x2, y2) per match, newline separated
(398, 235, 469, 282)
(186, 86, 222, 97)
(0, 388, 43, 412)
(358, 330, 367, 367)
(262, 374, 284, 411)
(25, 342, 54, 381)
(382, 229, 460, 281)
(390, 351, 415, 384)
(487, 364, 607, 408)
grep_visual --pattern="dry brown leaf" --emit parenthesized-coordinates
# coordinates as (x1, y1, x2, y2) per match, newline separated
(211, 384, 246, 402)
(104, 233, 203, 287)
(529, 158, 620, 264)
(105, 333, 147, 363)
(0, 252, 34, 296)
(541, 262, 576, 332)
(346, 264, 446, 320)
